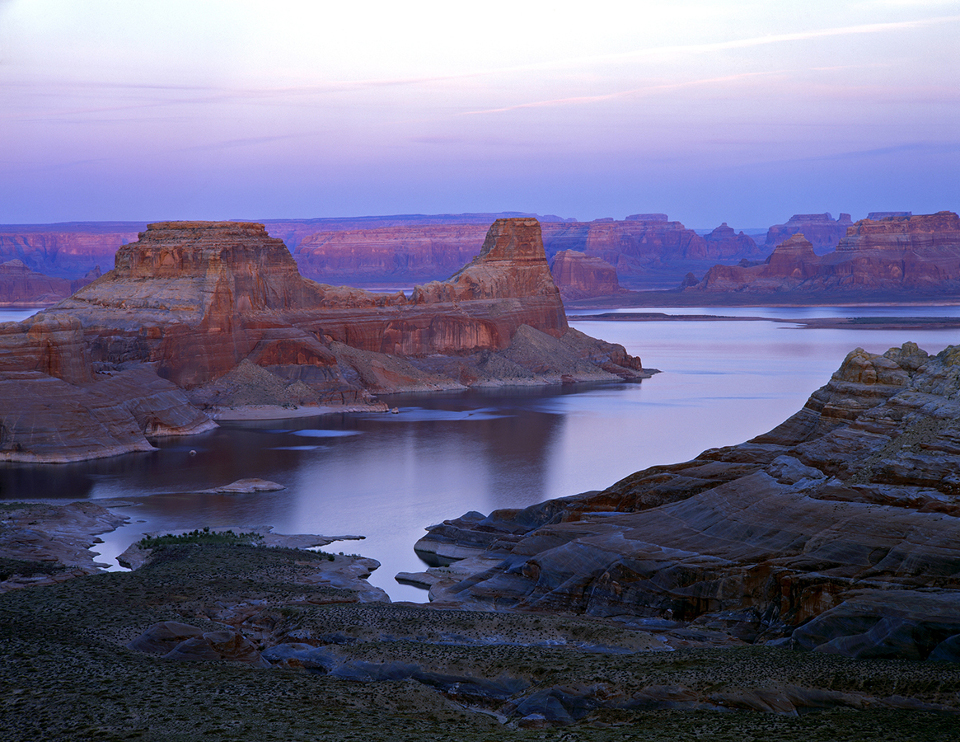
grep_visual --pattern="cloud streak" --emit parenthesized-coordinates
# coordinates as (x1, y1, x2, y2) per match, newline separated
(460, 71, 787, 116)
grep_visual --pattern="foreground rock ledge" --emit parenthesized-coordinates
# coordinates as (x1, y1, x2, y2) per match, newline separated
(412, 341, 960, 662)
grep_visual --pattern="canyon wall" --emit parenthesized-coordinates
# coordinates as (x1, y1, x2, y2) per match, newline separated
(291, 216, 766, 290)
(0, 218, 647, 461)
(765, 213, 853, 254)
(689, 211, 960, 295)
(0, 223, 141, 278)
(1, 213, 771, 294)
(549, 250, 622, 299)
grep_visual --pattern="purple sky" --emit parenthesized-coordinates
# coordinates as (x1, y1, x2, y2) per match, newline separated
(1, 1, 958, 229)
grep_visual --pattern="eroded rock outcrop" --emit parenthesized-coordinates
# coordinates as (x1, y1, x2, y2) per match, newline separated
(293, 215, 767, 291)
(688, 212, 960, 295)
(295, 224, 488, 284)
(0, 223, 141, 278)
(765, 213, 853, 254)
(549, 250, 622, 299)
(0, 219, 647, 461)
(412, 341, 960, 661)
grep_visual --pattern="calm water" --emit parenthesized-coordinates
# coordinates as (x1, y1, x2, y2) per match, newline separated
(2, 306, 958, 600)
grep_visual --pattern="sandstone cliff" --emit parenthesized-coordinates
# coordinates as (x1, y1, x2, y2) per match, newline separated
(549, 250, 622, 299)
(3, 213, 773, 293)
(0, 312, 215, 463)
(0, 260, 73, 306)
(412, 341, 960, 661)
(0, 223, 141, 278)
(688, 211, 960, 295)
(294, 224, 488, 284)
(290, 215, 767, 291)
(0, 219, 647, 460)
(765, 212, 852, 254)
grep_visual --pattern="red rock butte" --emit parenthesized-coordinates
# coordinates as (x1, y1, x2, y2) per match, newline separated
(688, 211, 960, 294)
(0, 218, 648, 462)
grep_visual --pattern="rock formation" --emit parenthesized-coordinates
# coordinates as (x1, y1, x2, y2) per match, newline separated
(699, 222, 764, 260)
(549, 250, 622, 299)
(688, 211, 960, 295)
(0, 222, 141, 278)
(0, 218, 648, 461)
(411, 341, 960, 662)
(765, 213, 853, 254)
(692, 234, 820, 291)
(294, 224, 489, 284)
(3, 213, 772, 292)
(0, 260, 72, 305)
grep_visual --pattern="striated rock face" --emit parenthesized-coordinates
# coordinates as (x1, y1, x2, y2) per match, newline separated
(765, 213, 852, 254)
(689, 211, 960, 294)
(295, 224, 488, 284)
(3, 213, 773, 293)
(0, 223, 141, 278)
(0, 260, 72, 306)
(293, 216, 767, 291)
(549, 250, 621, 299)
(835, 210, 960, 254)
(693, 234, 821, 291)
(412, 342, 960, 661)
(0, 219, 647, 460)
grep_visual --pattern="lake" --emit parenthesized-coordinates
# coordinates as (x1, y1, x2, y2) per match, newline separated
(2, 305, 958, 600)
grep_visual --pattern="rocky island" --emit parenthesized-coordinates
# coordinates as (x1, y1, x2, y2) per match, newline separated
(0, 218, 649, 462)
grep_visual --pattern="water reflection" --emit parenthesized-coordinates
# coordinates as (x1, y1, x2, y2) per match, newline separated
(0, 309, 956, 601)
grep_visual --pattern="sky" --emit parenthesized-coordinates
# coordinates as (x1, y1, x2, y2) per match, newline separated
(1, 0, 958, 228)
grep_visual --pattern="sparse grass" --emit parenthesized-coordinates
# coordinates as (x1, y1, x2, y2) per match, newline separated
(1, 543, 958, 741)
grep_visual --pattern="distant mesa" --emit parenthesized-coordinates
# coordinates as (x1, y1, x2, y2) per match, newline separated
(549, 250, 622, 300)
(687, 211, 960, 295)
(0, 218, 650, 462)
(764, 212, 853, 254)
(0, 211, 776, 294)
(867, 211, 912, 220)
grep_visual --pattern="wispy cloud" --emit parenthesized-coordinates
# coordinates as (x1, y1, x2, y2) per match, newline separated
(460, 71, 785, 116)
(614, 14, 960, 60)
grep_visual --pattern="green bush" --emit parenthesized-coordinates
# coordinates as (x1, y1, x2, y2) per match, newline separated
(136, 528, 264, 550)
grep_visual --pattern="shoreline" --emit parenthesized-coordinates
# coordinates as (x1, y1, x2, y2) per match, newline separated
(208, 402, 387, 421)
(572, 311, 960, 331)
(567, 290, 960, 310)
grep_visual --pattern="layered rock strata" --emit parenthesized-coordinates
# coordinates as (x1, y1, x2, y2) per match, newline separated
(549, 250, 622, 299)
(412, 341, 960, 661)
(291, 216, 767, 290)
(0, 219, 647, 461)
(3, 213, 771, 293)
(689, 212, 960, 294)
(765, 212, 853, 254)
(0, 222, 141, 278)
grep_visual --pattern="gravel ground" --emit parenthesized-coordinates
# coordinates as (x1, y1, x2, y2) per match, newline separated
(1, 540, 959, 741)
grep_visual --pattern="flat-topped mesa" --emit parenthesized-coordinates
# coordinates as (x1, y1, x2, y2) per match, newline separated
(766, 212, 852, 254)
(693, 234, 820, 291)
(688, 211, 960, 293)
(93, 221, 326, 316)
(835, 211, 960, 253)
(549, 250, 621, 299)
